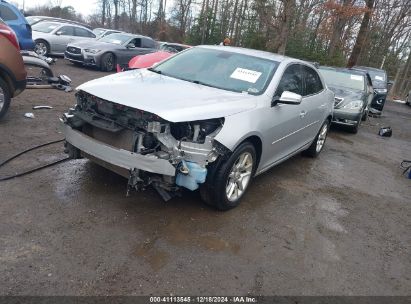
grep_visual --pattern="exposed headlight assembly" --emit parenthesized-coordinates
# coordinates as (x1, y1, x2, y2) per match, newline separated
(374, 88, 387, 94)
(84, 49, 101, 54)
(342, 100, 363, 110)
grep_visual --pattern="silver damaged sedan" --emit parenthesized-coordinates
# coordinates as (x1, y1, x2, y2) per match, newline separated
(62, 46, 334, 210)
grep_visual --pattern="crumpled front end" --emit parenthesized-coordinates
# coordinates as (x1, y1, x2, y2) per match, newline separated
(62, 91, 229, 199)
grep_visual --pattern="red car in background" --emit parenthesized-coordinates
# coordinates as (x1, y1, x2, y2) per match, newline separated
(118, 42, 191, 71)
(127, 51, 173, 69)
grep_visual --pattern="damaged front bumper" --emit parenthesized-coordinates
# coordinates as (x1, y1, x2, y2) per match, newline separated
(62, 121, 176, 176)
(60, 92, 228, 198)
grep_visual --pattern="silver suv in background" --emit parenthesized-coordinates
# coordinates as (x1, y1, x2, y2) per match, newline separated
(62, 46, 334, 210)
(32, 21, 96, 56)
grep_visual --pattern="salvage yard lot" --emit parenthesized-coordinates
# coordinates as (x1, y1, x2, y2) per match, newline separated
(0, 60, 410, 295)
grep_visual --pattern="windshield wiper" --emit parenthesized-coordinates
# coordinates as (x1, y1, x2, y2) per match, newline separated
(192, 80, 217, 88)
(147, 67, 162, 74)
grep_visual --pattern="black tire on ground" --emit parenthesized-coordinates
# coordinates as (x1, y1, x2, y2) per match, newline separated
(350, 122, 359, 134)
(200, 142, 257, 211)
(34, 40, 50, 56)
(101, 53, 116, 72)
(303, 120, 330, 158)
(0, 77, 11, 120)
(361, 109, 368, 121)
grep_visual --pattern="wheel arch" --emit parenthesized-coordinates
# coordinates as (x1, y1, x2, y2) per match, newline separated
(0, 66, 15, 96)
(231, 134, 263, 169)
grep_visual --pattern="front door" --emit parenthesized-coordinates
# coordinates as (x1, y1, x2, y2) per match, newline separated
(262, 64, 306, 167)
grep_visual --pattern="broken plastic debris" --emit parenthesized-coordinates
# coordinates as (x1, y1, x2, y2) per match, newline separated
(378, 126, 392, 137)
(33, 106, 53, 110)
(24, 113, 35, 119)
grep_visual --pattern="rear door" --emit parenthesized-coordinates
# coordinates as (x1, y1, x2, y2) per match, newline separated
(299, 65, 327, 144)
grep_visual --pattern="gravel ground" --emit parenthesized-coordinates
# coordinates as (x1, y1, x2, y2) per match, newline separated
(0, 60, 410, 296)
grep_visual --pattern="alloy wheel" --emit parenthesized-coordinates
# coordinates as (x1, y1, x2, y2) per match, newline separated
(226, 152, 253, 202)
(35, 42, 48, 56)
(316, 123, 328, 153)
(106, 54, 114, 71)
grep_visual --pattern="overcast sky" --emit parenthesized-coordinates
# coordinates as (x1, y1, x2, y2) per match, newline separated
(15, 0, 99, 16)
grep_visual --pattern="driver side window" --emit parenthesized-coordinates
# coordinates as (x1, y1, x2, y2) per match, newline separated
(275, 64, 303, 97)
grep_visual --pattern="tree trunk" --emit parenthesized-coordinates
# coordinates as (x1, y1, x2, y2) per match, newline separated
(269, 0, 295, 55)
(102, 0, 106, 26)
(347, 0, 374, 67)
(328, 0, 351, 58)
(201, 0, 209, 44)
(114, 0, 119, 29)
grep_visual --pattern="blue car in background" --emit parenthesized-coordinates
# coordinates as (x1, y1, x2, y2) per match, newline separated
(0, 0, 34, 50)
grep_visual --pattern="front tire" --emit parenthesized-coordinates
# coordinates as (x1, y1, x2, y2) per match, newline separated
(0, 78, 11, 120)
(101, 53, 116, 71)
(200, 142, 256, 211)
(304, 120, 329, 157)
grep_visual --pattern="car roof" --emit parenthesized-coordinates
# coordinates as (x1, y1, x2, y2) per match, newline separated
(29, 16, 91, 29)
(33, 20, 91, 30)
(197, 45, 300, 64)
(353, 65, 386, 74)
(94, 28, 121, 31)
(319, 66, 368, 76)
(104, 32, 153, 40)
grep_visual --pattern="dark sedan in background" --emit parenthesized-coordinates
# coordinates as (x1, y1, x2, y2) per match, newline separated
(319, 67, 374, 133)
(65, 33, 158, 71)
(353, 66, 391, 112)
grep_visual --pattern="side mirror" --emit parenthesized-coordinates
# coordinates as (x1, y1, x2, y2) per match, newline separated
(387, 80, 394, 87)
(126, 43, 135, 49)
(272, 91, 302, 106)
(55, 31, 62, 36)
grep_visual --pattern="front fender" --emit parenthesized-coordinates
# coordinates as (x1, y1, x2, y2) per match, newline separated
(214, 110, 264, 152)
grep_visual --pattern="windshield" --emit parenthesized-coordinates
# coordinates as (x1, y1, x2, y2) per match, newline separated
(319, 69, 365, 91)
(32, 22, 60, 33)
(150, 47, 279, 95)
(93, 29, 105, 37)
(367, 70, 387, 88)
(98, 33, 130, 45)
(26, 16, 40, 25)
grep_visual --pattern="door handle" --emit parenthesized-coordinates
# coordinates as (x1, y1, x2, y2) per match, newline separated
(299, 111, 307, 118)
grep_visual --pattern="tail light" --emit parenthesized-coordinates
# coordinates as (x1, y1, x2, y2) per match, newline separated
(0, 23, 20, 50)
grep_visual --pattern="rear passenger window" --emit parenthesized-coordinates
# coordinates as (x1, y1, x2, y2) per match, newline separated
(142, 38, 155, 48)
(304, 66, 323, 96)
(0, 6, 18, 21)
(58, 26, 74, 36)
(275, 64, 303, 97)
(75, 27, 95, 38)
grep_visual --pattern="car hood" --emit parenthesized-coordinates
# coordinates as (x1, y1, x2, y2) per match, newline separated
(68, 40, 122, 50)
(77, 69, 257, 122)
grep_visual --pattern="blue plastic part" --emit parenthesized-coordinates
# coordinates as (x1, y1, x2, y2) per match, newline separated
(176, 161, 207, 191)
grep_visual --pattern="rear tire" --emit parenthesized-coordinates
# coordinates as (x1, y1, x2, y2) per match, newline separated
(34, 40, 50, 56)
(101, 53, 116, 71)
(0, 78, 11, 120)
(361, 108, 368, 121)
(304, 120, 329, 157)
(200, 142, 256, 211)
